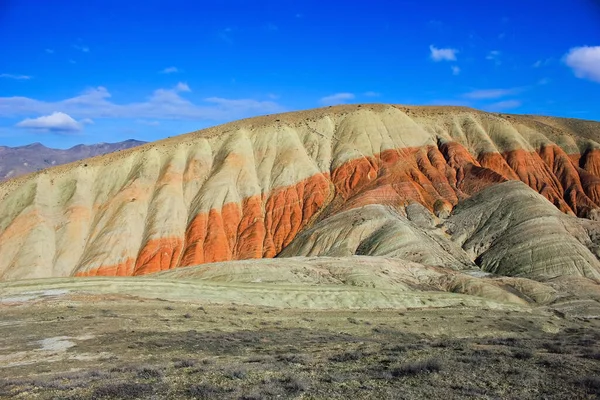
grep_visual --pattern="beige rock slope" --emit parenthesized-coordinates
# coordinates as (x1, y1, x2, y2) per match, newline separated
(1, 104, 600, 292)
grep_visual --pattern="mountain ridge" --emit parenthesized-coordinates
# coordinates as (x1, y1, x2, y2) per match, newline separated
(0, 139, 146, 181)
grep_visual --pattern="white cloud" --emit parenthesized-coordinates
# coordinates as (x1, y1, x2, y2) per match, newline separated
(429, 45, 458, 61)
(175, 82, 191, 92)
(0, 83, 284, 122)
(564, 46, 600, 83)
(463, 88, 520, 99)
(319, 93, 355, 105)
(45, 49, 54, 54)
(0, 73, 32, 80)
(451, 66, 461, 75)
(73, 44, 90, 52)
(364, 91, 381, 97)
(161, 66, 179, 74)
(80, 118, 94, 125)
(486, 100, 522, 111)
(16, 112, 83, 133)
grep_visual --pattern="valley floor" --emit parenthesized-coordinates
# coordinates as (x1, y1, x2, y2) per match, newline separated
(1, 288, 599, 399)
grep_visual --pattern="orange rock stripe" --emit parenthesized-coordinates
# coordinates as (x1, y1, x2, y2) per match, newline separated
(75, 142, 600, 277)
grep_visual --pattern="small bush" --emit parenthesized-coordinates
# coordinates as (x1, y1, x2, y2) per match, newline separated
(136, 366, 163, 379)
(93, 382, 153, 398)
(486, 337, 520, 347)
(280, 375, 308, 393)
(174, 359, 196, 368)
(582, 351, 600, 360)
(580, 376, 600, 394)
(224, 368, 247, 380)
(390, 358, 441, 377)
(276, 353, 309, 364)
(512, 349, 533, 360)
(329, 351, 364, 362)
(187, 384, 223, 398)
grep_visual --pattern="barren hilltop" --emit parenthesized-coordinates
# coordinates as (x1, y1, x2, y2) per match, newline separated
(2, 104, 600, 282)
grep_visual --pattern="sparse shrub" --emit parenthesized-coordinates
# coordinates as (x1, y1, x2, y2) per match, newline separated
(486, 337, 520, 347)
(187, 383, 223, 398)
(329, 351, 364, 362)
(583, 351, 600, 360)
(276, 353, 309, 364)
(280, 375, 308, 393)
(174, 359, 196, 368)
(385, 344, 406, 353)
(512, 349, 533, 360)
(347, 317, 359, 324)
(136, 366, 163, 379)
(390, 358, 441, 377)
(92, 382, 153, 398)
(224, 367, 247, 380)
(580, 376, 600, 394)
(542, 341, 566, 354)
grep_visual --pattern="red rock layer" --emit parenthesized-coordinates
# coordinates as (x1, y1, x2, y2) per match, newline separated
(178, 172, 331, 270)
(75, 258, 135, 277)
(80, 141, 600, 276)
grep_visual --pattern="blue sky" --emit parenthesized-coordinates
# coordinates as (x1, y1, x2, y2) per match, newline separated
(0, 0, 599, 148)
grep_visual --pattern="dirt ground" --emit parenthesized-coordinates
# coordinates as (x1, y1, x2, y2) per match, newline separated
(1, 291, 599, 399)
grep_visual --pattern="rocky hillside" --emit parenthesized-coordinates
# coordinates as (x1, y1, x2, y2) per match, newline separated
(0, 139, 145, 181)
(1, 104, 600, 282)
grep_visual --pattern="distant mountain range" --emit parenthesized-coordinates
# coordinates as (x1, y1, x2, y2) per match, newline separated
(0, 139, 146, 181)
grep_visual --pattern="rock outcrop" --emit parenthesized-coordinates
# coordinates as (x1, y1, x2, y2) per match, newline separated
(1, 104, 600, 282)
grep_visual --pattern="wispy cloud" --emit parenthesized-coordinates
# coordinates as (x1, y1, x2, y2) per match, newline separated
(451, 66, 461, 75)
(463, 88, 521, 99)
(0, 83, 284, 122)
(429, 45, 458, 61)
(266, 23, 278, 31)
(16, 112, 84, 133)
(564, 46, 600, 83)
(160, 66, 179, 74)
(45, 48, 54, 54)
(136, 119, 160, 126)
(73, 44, 90, 53)
(0, 73, 32, 80)
(485, 100, 522, 111)
(319, 93, 355, 105)
(218, 27, 234, 44)
(363, 91, 381, 97)
(533, 58, 552, 68)
(486, 50, 501, 64)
